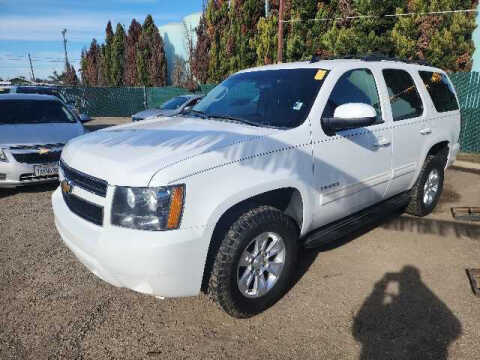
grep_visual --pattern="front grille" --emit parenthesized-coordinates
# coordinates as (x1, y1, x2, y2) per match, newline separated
(60, 161, 108, 197)
(20, 173, 58, 181)
(63, 192, 103, 226)
(9, 143, 64, 151)
(13, 151, 61, 164)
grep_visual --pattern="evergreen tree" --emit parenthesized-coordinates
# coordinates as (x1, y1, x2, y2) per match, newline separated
(191, 15, 210, 84)
(136, 15, 167, 86)
(111, 23, 126, 86)
(102, 21, 114, 85)
(81, 39, 102, 86)
(124, 19, 142, 86)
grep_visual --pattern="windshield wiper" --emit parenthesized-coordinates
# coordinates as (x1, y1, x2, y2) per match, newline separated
(208, 113, 260, 127)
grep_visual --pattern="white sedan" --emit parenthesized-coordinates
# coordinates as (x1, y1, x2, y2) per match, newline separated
(0, 93, 86, 188)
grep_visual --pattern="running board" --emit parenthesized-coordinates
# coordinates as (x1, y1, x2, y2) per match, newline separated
(303, 192, 410, 249)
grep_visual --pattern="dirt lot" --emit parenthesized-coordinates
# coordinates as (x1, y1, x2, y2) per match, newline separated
(1, 118, 479, 359)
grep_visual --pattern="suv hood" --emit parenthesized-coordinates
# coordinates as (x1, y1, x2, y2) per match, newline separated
(0, 122, 85, 147)
(62, 116, 279, 186)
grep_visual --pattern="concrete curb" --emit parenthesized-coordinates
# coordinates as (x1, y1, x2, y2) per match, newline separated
(453, 160, 480, 171)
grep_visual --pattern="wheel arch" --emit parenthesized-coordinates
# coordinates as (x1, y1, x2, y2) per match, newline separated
(200, 186, 305, 292)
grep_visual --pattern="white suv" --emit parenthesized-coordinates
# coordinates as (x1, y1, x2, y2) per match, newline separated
(52, 57, 461, 318)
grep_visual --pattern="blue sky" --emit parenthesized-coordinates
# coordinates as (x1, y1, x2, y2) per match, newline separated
(0, 0, 203, 80)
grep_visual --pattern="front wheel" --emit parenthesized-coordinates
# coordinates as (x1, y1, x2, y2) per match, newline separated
(208, 206, 299, 318)
(406, 154, 445, 217)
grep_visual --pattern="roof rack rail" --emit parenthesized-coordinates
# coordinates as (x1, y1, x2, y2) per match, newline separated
(310, 53, 431, 67)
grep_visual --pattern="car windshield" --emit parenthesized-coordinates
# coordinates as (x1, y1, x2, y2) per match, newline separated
(16, 87, 67, 103)
(0, 100, 77, 124)
(160, 96, 189, 110)
(192, 68, 328, 128)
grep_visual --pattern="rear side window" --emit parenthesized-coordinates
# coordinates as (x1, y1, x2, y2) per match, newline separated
(383, 69, 423, 121)
(419, 71, 459, 112)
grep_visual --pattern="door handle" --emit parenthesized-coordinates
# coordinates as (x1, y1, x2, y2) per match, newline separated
(420, 128, 432, 135)
(373, 137, 391, 148)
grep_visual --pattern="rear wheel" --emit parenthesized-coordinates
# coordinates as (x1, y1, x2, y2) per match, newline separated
(208, 206, 298, 318)
(406, 154, 445, 217)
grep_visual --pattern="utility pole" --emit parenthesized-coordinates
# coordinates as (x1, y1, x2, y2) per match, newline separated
(277, 0, 284, 63)
(28, 53, 36, 82)
(265, 0, 269, 17)
(61, 28, 69, 71)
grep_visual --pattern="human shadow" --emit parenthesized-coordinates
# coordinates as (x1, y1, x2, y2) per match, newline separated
(352, 266, 462, 360)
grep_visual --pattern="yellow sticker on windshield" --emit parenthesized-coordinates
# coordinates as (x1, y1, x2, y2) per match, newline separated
(315, 69, 327, 81)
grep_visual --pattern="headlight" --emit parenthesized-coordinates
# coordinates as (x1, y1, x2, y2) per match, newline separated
(0, 149, 8, 162)
(111, 185, 185, 231)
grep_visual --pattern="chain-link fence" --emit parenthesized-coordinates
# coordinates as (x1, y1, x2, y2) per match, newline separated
(449, 73, 480, 153)
(60, 77, 478, 153)
(60, 84, 217, 118)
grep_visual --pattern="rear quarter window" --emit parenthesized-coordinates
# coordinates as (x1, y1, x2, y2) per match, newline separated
(419, 71, 459, 112)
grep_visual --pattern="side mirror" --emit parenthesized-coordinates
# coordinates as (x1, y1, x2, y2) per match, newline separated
(79, 113, 92, 123)
(322, 103, 377, 134)
(182, 106, 192, 113)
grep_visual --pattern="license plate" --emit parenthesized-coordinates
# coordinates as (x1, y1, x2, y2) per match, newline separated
(34, 164, 58, 177)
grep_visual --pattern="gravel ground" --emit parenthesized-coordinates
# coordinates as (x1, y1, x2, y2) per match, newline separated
(0, 118, 479, 359)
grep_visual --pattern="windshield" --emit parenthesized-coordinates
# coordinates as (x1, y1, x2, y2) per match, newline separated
(192, 68, 328, 128)
(160, 96, 189, 110)
(0, 100, 77, 124)
(16, 87, 67, 103)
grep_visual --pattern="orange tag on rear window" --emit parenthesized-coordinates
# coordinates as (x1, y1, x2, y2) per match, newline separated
(315, 69, 327, 81)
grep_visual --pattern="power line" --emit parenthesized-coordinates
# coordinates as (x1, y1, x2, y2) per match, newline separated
(280, 8, 478, 23)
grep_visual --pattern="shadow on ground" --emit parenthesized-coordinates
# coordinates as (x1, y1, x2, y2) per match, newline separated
(352, 266, 462, 360)
(382, 215, 480, 239)
(0, 183, 58, 199)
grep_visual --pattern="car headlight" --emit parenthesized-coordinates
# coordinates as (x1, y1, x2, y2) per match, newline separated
(111, 185, 185, 231)
(0, 149, 8, 162)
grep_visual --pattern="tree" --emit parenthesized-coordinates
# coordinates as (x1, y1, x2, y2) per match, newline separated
(81, 39, 103, 86)
(111, 23, 126, 86)
(392, 0, 476, 71)
(102, 21, 114, 85)
(191, 14, 210, 84)
(136, 15, 167, 86)
(124, 19, 142, 86)
(172, 55, 186, 87)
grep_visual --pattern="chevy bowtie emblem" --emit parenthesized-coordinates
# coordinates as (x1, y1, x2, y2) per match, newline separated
(39, 147, 50, 155)
(61, 179, 73, 194)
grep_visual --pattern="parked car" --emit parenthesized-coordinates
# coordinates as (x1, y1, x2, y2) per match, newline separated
(53, 57, 461, 318)
(2, 85, 91, 123)
(131, 94, 203, 121)
(0, 94, 86, 188)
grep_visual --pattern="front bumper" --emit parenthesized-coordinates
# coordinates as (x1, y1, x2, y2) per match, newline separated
(52, 188, 212, 297)
(0, 160, 58, 188)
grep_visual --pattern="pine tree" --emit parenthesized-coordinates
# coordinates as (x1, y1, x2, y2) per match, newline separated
(124, 19, 142, 86)
(81, 39, 102, 86)
(136, 15, 167, 86)
(191, 15, 210, 84)
(102, 21, 114, 85)
(111, 23, 126, 86)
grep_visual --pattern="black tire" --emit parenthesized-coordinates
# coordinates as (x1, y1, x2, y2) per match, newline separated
(208, 205, 299, 318)
(406, 154, 445, 217)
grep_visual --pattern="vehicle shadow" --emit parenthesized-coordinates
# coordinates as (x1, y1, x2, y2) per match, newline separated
(0, 183, 58, 200)
(289, 209, 404, 297)
(352, 266, 462, 360)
